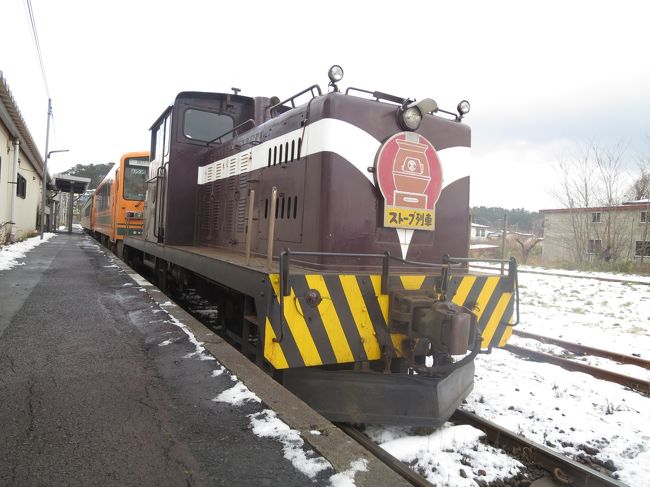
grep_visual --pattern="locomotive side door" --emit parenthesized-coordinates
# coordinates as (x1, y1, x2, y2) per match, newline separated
(144, 109, 171, 243)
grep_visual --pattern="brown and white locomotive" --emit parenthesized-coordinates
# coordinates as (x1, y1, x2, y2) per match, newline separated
(124, 66, 519, 425)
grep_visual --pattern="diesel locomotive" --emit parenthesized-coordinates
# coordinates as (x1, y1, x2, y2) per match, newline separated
(121, 66, 519, 426)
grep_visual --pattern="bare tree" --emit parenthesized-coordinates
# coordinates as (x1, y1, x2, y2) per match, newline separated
(550, 140, 630, 264)
(512, 233, 543, 265)
(550, 142, 598, 263)
(591, 140, 630, 261)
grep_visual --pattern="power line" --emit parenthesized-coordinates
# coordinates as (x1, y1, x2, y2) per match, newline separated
(24, 0, 50, 99)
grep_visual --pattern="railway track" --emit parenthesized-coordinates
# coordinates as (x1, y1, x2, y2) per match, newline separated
(513, 330, 650, 369)
(470, 264, 650, 286)
(338, 412, 628, 487)
(507, 331, 650, 395)
(451, 410, 628, 487)
(336, 424, 434, 487)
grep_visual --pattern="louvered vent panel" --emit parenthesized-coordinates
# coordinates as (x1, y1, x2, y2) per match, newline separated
(197, 185, 212, 242)
(225, 200, 235, 234)
(236, 153, 250, 234)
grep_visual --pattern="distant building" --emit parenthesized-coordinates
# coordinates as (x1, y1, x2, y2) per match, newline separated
(0, 72, 46, 243)
(540, 202, 650, 263)
(469, 222, 500, 258)
(470, 222, 489, 241)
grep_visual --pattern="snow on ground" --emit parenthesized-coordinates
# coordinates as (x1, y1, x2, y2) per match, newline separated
(0, 233, 56, 271)
(472, 261, 650, 285)
(248, 409, 333, 479)
(327, 459, 368, 487)
(515, 270, 650, 360)
(369, 265, 650, 486)
(364, 423, 522, 486)
(466, 348, 650, 486)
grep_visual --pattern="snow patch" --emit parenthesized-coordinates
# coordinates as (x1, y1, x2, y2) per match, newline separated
(248, 409, 332, 479)
(0, 233, 56, 271)
(211, 366, 226, 377)
(213, 382, 261, 406)
(327, 459, 368, 487)
(367, 423, 522, 486)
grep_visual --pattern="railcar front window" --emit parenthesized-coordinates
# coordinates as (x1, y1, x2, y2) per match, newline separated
(124, 157, 150, 200)
(183, 109, 233, 143)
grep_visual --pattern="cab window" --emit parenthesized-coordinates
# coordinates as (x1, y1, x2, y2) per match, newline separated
(183, 109, 233, 143)
(123, 157, 150, 200)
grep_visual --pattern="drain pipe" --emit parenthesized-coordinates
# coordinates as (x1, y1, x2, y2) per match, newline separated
(9, 138, 19, 242)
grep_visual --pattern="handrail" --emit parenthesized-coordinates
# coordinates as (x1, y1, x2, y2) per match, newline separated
(245, 189, 255, 265)
(344, 87, 408, 105)
(206, 119, 256, 146)
(266, 187, 278, 272)
(269, 85, 322, 117)
(278, 249, 464, 298)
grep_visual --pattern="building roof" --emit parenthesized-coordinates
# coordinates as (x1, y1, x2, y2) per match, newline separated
(540, 203, 650, 214)
(53, 174, 91, 193)
(0, 71, 45, 179)
(471, 222, 489, 228)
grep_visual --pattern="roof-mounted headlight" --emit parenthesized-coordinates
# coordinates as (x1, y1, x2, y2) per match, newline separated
(400, 107, 422, 130)
(328, 65, 344, 93)
(398, 98, 437, 131)
(457, 100, 470, 119)
(328, 65, 344, 83)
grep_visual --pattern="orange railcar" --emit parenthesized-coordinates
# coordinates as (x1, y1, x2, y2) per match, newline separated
(93, 151, 149, 254)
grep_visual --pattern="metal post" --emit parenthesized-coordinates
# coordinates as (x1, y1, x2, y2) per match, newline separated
(9, 139, 19, 242)
(40, 98, 52, 239)
(267, 187, 278, 272)
(245, 189, 255, 265)
(67, 187, 74, 233)
(500, 213, 508, 275)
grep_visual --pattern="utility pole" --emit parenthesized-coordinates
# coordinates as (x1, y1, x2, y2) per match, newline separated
(40, 98, 52, 239)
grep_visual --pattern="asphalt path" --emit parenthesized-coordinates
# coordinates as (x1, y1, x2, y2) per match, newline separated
(0, 234, 328, 486)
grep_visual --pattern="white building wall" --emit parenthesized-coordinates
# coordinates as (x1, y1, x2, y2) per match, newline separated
(0, 124, 42, 242)
(542, 208, 650, 263)
(14, 154, 42, 239)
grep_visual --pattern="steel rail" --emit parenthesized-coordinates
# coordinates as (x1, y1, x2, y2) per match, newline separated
(336, 424, 434, 487)
(452, 410, 628, 487)
(513, 330, 650, 370)
(505, 344, 650, 395)
(470, 264, 650, 286)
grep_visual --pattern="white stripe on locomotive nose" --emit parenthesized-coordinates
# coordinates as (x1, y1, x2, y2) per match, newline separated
(197, 118, 470, 191)
(437, 146, 471, 188)
(197, 118, 381, 186)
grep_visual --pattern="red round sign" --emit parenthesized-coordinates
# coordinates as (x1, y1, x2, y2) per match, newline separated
(374, 132, 442, 230)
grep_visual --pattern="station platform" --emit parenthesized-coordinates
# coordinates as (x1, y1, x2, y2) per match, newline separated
(0, 233, 407, 487)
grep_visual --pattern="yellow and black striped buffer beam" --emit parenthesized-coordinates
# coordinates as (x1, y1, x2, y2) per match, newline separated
(447, 275, 515, 350)
(263, 273, 515, 369)
(264, 274, 440, 370)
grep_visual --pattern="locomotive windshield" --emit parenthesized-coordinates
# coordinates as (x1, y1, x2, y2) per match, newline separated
(183, 108, 234, 142)
(123, 157, 149, 200)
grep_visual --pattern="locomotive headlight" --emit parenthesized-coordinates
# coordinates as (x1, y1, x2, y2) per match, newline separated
(400, 106, 422, 130)
(328, 65, 344, 83)
(398, 98, 437, 131)
(457, 100, 471, 116)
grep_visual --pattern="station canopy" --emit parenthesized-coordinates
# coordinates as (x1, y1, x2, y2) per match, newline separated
(53, 174, 91, 193)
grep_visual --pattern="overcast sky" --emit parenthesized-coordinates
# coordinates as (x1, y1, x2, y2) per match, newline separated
(2, 0, 649, 210)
